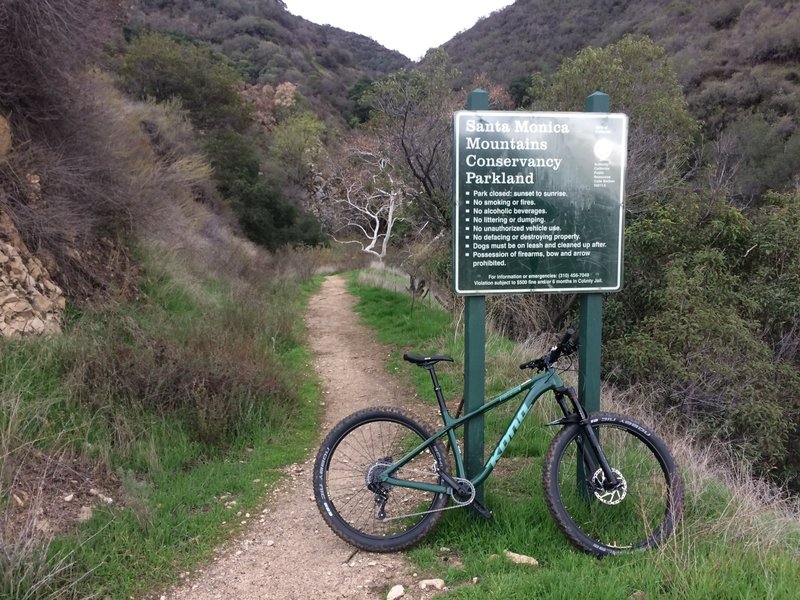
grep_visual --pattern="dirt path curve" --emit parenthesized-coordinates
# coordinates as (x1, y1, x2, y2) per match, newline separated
(163, 275, 440, 600)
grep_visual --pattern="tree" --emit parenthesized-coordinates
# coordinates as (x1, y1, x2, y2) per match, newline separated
(318, 134, 408, 261)
(346, 77, 374, 125)
(269, 111, 325, 185)
(203, 128, 324, 249)
(716, 113, 800, 202)
(360, 50, 461, 229)
(121, 31, 250, 131)
(531, 35, 699, 209)
(739, 191, 800, 363)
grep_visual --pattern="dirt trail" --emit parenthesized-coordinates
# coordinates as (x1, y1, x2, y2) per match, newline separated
(163, 275, 440, 600)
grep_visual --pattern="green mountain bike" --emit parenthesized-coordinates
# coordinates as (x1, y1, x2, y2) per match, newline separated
(313, 328, 683, 557)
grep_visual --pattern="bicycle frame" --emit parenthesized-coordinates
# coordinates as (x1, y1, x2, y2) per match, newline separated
(379, 366, 579, 494)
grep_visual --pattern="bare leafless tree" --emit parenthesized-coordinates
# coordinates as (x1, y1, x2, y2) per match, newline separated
(316, 134, 411, 261)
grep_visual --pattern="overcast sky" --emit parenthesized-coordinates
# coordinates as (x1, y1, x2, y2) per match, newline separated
(282, 0, 516, 61)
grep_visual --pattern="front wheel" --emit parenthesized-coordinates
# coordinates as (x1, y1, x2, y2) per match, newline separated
(313, 407, 450, 552)
(542, 412, 684, 556)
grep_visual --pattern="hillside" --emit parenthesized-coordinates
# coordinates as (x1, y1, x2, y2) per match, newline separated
(127, 0, 799, 199)
(127, 0, 411, 124)
(127, 0, 800, 134)
(443, 0, 800, 132)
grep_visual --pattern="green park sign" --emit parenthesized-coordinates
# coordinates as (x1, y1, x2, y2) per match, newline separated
(452, 111, 628, 295)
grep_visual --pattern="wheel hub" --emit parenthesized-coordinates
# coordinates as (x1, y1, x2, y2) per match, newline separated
(591, 468, 627, 505)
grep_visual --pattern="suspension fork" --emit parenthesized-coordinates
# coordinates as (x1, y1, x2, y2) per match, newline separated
(556, 387, 620, 489)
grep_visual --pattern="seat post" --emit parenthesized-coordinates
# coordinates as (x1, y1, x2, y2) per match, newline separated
(425, 365, 450, 417)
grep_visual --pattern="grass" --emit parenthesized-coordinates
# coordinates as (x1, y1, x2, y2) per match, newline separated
(346, 276, 800, 599)
(0, 248, 325, 600)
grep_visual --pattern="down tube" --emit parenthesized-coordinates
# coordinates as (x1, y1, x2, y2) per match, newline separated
(471, 376, 556, 487)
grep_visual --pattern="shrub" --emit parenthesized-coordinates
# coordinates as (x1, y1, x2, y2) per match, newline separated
(606, 249, 795, 476)
(605, 192, 800, 488)
(202, 128, 325, 250)
(63, 282, 300, 449)
(739, 191, 800, 363)
(0, 2, 141, 301)
(0, 0, 115, 124)
(121, 31, 250, 131)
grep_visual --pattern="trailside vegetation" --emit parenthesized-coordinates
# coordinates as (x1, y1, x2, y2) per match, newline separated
(346, 273, 800, 599)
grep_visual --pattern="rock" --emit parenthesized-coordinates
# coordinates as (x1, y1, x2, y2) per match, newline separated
(0, 213, 65, 338)
(386, 584, 405, 600)
(89, 488, 113, 504)
(419, 578, 446, 590)
(35, 518, 51, 535)
(30, 293, 52, 313)
(503, 550, 539, 567)
(0, 114, 11, 159)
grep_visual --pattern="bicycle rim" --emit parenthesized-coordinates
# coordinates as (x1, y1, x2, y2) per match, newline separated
(547, 418, 679, 554)
(318, 413, 447, 548)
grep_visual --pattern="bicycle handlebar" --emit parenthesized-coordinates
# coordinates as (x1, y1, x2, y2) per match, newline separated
(519, 326, 579, 371)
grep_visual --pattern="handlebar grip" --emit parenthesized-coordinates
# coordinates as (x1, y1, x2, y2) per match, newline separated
(560, 326, 575, 347)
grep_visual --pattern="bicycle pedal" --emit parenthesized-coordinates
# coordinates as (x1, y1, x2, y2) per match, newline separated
(470, 500, 493, 520)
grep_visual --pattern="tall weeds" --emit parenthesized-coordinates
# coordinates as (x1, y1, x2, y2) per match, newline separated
(1, 510, 89, 600)
(607, 383, 800, 556)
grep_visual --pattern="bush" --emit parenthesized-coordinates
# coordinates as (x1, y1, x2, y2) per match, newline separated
(63, 273, 304, 449)
(121, 31, 250, 131)
(202, 128, 325, 250)
(605, 192, 800, 488)
(739, 191, 800, 362)
(0, 0, 115, 124)
(606, 249, 796, 476)
(0, 2, 141, 301)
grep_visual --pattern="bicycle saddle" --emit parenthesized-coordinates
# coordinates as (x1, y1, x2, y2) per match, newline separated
(402, 353, 454, 366)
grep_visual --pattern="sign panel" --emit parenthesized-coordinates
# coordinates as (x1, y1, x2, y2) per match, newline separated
(452, 111, 628, 295)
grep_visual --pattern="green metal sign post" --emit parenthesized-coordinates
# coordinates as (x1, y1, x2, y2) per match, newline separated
(463, 89, 489, 505)
(578, 92, 610, 416)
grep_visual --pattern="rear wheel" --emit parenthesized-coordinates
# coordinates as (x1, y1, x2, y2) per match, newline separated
(313, 407, 450, 552)
(542, 412, 683, 556)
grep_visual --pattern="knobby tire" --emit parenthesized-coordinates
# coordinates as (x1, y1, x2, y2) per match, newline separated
(313, 407, 450, 552)
(542, 411, 684, 556)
